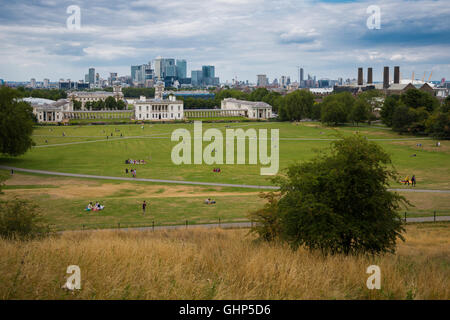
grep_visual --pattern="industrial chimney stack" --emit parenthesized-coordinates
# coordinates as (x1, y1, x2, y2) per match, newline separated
(367, 68, 373, 84)
(358, 67, 363, 86)
(383, 66, 390, 89)
(394, 66, 400, 84)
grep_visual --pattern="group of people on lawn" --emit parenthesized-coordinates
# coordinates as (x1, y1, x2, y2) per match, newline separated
(204, 198, 216, 204)
(125, 168, 137, 177)
(86, 202, 104, 212)
(401, 175, 417, 186)
(125, 159, 146, 164)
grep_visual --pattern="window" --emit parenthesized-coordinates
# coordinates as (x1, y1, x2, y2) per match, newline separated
(139, 106, 142, 111)
(146, 106, 149, 111)
(171, 106, 173, 111)
(171, 113, 173, 118)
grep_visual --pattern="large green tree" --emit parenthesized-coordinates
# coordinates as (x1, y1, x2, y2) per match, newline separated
(279, 90, 314, 121)
(251, 135, 407, 255)
(349, 98, 370, 126)
(0, 87, 35, 156)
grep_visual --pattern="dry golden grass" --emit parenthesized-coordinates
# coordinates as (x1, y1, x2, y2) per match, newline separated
(0, 223, 448, 300)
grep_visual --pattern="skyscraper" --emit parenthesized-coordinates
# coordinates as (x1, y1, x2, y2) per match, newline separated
(176, 59, 187, 79)
(202, 66, 215, 86)
(131, 65, 141, 84)
(191, 70, 203, 86)
(154, 57, 164, 80)
(257, 74, 268, 87)
(88, 68, 95, 84)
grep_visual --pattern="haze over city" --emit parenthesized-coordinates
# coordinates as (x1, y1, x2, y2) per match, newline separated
(1, 0, 449, 82)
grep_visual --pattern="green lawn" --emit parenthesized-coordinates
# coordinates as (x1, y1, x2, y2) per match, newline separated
(1, 121, 449, 231)
(1, 121, 448, 189)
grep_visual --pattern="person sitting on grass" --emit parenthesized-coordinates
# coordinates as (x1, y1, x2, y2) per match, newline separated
(204, 198, 210, 204)
(86, 202, 93, 211)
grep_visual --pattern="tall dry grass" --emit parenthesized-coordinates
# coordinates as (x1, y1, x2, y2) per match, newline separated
(0, 223, 448, 300)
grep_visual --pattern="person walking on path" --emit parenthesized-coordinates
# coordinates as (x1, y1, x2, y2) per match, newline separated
(142, 200, 147, 215)
(411, 175, 416, 187)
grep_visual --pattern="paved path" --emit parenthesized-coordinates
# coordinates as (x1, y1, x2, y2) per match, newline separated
(2, 165, 450, 193)
(72, 216, 450, 233)
(0, 165, 279, 190)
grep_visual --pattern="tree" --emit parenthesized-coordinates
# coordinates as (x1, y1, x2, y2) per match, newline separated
(0, 87, 35, 156)
(380, 95, 400, 127)
(251, 135, 407, 255)
(350, 99, 370, 126)
(105, 96, 118, 110)
(321, 100, 347, 125)
(401, 88, 439, 112)
(0, 199, 51, 240)
(117, 100, 127, 110)
(73, 100, 82, 110)
(279, 90, 314, 121)
(426, 112, 450, 139)
(391, 105, 416, 132)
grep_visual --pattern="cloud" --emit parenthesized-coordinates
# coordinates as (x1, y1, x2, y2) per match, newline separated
(0, 0, 449, 82)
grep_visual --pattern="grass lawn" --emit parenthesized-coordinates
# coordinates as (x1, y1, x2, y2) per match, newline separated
(0, 121, 449, 231)
(1, 121, 448, 188)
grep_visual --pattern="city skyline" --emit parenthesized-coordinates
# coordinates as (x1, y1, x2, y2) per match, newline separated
(0, 0, 449, 82)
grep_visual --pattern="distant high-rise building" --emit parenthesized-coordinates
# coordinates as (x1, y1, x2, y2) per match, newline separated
(88, 68, 95, 84)
(30, 78, 36, 88)
(131, 65, 141, 84)
(202, 66, 215, 86)
(257, 74, 268, 87)
(109, 73, 117, 86)
(191, 70, 203, 86)
(164, 59, 176, 77)
(43, 78, 49, 88)
(176, 59, 187, 79)
(85, 74, 89, 83)
(154, 57, 164, 80)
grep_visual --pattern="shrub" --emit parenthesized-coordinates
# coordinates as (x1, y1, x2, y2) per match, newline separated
(0, 199, 51, 240)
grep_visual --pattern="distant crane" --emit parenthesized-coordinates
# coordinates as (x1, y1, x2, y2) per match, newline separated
(428, 71, 433, 82)
(421, 72, 426, 82)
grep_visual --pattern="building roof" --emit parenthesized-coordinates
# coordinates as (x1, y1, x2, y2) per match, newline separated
(223, 98, 272, 109)
(21, 97, 55, 105)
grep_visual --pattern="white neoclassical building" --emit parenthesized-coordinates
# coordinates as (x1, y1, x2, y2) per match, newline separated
(134, 95, 184, 121)
(24, 97, 72, 123)
(134, 81, 184, 121)
(68, 85, 124, 110)
(221, 98, 272, 119)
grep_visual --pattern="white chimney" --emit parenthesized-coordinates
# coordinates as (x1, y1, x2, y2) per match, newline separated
(140, 96, 146, 102)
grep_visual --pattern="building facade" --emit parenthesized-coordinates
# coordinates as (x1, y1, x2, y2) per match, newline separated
(68, 86, 124, 110)
(221, 98, 272, 119)
(134, 94, 184, 121)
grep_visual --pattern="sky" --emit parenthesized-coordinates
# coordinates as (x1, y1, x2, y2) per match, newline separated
(0, 0, 449, 83)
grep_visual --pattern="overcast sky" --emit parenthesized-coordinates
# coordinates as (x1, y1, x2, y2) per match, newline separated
(0, 0, 449, 83)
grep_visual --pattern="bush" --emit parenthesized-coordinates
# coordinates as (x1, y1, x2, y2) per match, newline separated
(0, 199, 51, 240)
(250, 135, 408, 255)
(248, 192, 281, 242)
